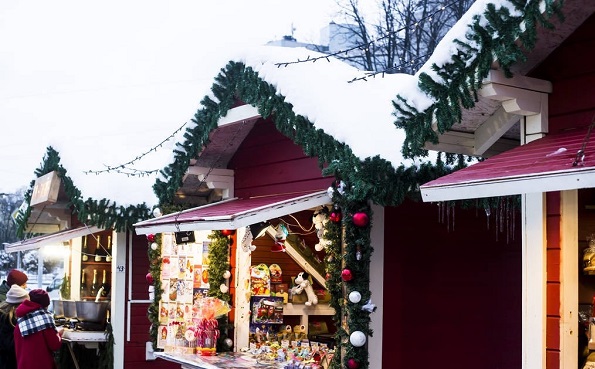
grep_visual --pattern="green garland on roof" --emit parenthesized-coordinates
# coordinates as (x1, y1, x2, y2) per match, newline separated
(154, 61, 470, 206)
(16, 147, 152, 236)
(393, 0, 563, 158)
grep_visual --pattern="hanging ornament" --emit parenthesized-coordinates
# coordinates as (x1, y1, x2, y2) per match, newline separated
(224, 338, 233, 349)
(223, 271, 232, 280)
(362, 299, 377, 313)
(151, 242, 158, 250)
(152, 208, 162, 218)
(314, 243, 324, 252)
(356, 246, 362, 261)
(349, 331, 366, 347)
(330, 211, 342, 223)
(325, 273, 331, 280)
(220, 284, 229, 293)
(147, 234, 156, 243)
(348, 291, 361, 303)
(352, 212, 369, 227)
(347, 358, 360, 369)
(146, 272, 154, 285)
(341, 269, 353, 282)
(327, 255, 334, 263)
(221, 229, 235, 236)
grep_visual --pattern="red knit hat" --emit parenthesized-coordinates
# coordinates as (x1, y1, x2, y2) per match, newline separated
(7, 269, 28, 287)
(29, 289, 50, 308)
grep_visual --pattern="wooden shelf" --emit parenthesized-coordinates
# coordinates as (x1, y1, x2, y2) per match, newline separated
(283, 303, 334, 316)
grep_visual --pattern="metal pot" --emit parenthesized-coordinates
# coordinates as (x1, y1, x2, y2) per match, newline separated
(63, 301, 77, 318)
(75, 301, 109, 323)
(52, 300, 64, 317)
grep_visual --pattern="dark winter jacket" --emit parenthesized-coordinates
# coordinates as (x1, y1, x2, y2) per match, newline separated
(14, 300, 62, 369)
(0, 302, 18, 369)
(0, 281, 9, 302)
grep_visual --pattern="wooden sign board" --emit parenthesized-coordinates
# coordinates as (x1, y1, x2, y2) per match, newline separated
(30, 171, 61, 206)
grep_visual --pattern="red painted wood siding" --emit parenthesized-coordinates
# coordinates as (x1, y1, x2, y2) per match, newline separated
(531, 13, 595, 133)
(384, 199, 522, 369)
(530, 12, 595, 369)
(125, 232, 179, 369)
(228, 117, 332, 198)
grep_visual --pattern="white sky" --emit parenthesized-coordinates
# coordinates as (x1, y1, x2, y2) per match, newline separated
(0, 0, 340, 195)
(0, 0, 492, 208)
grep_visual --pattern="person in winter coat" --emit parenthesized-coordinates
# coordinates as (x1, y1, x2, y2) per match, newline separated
(14, 289, 63, 369)
(0, 270, 28, 302)
(0, 284, 29, 369)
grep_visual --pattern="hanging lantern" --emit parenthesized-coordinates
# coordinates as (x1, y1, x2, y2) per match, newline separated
(352, 212, 369, 227)
(147, 234, 156, 243)
(341, 268, 353, 282)
(221, 229, 235, 236)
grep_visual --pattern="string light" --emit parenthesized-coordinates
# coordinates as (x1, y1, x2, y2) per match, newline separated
(274, 0, 459, 76)
(84, 121, 187, 176)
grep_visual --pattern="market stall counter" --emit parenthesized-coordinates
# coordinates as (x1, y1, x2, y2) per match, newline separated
(155, 351, 281, 369)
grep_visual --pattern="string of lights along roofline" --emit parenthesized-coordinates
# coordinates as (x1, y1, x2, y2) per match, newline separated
(274, 1, 459, 77)
(83, 121, 187, 177)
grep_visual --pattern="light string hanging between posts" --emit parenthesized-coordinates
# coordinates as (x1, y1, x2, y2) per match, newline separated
(273, 1, 461, 74)
(83, 121, 187, 177)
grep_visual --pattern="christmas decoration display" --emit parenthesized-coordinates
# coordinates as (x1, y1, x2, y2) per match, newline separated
(290, 272, 318, 306)
(347, 358, 360, 369)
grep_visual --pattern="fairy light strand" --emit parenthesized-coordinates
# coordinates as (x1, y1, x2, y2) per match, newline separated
(84, 121, 187, 176)
(274, 2, 455, 74)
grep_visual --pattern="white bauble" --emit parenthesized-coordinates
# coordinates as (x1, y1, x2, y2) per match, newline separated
(220, 284, 229, 293)
(348, 291, 362, 303)
(314, 243, 324, 252)
(150, 242, 158, 250)
(152, 208, 163, 217)
(224, 338, 233, 348)
(349, 331, 366, 347)
(223, 271, 232, 279)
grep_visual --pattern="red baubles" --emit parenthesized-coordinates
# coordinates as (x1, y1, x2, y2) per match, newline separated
(146, 272, 154, 284)
(330, 211, 342, 223)
(221, 229, 235, 236)
(147, 234, 156, 242)
(347, 358, 360, 369)
(341, 268, 353, 281)
(352, 212, 369, 227)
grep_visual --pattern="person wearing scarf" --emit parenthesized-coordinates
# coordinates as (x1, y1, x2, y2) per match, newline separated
(0, 284, 29, 369)
(14, 289, 63, 369)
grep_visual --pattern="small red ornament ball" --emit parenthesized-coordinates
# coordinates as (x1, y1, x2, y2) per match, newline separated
(347, 358, 360, 369)
(221, 229, 235, 236)
(325, 273, 331, 280)
(352, 212, 369, 227)
(341, 268, 353, 282)
(330, 212, 342, 223)
(146, 272, 154, 285)
(147, 234, 156, 243)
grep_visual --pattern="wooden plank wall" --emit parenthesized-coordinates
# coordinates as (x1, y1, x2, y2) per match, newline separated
(228, 117, 332, 198)
(384, 199, 522, 369)
(531, 12, 595, 368)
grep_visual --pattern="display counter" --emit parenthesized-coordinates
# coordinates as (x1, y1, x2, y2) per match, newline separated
(154, 351, 282, 369)
(62, 329, 108, 369)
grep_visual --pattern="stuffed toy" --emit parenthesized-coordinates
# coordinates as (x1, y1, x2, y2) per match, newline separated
(291, 272, 318, 306)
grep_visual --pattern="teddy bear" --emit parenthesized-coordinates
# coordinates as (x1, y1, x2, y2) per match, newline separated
(291, 272, 318, 306)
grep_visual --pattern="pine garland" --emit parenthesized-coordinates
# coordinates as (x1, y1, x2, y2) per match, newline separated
(147, 233, 163, 350)
(206, 230, 232, 352)
(16, 147, 153, 236)
(393, 0, 564, 158)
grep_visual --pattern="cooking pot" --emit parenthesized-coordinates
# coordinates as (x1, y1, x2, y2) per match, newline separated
(63, 301, 77, 318)
(52, 300, 64, 317)
(75, 301, 109, 323)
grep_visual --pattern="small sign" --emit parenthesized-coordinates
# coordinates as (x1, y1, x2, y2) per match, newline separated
(175, 231, 195, 244)
(30, 171, 61, 206)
